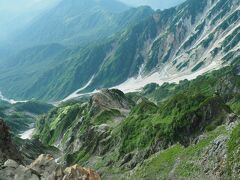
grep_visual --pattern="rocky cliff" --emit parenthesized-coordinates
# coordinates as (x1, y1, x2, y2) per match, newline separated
(0, 120, 100, 180)
(0, 119, 22, 164)
(32, 59, 240, 179)
(0, 154, 100, 180)
(0, 0, 239, 101)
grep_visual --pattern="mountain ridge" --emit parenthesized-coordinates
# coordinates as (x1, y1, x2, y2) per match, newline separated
(0, 0, 239, 102)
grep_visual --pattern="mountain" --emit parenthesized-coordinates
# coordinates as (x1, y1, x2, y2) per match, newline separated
(0, 58, 239, 179)
(0, 0, 59, 42)
(83, 0, 240, 91)
(32, 58, 240, 178)
(0, 0, 239, 178)
(0, 120, 99, 180)
(0, 0, 239, 102)
(0, 99, 53, 134)
(13, 0, 153, 47)
(0, 119, 22, 164)
(120, 0, 186, 10)
(0, 4, 154, 101)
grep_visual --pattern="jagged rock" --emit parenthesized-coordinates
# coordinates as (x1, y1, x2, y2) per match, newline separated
(0, 119, 22, 164)
(63, 164, 100, 180)
(29, 154, 64, 179)
(0, 154, 100, 180)
(0, 159, 40, 180)
(81, 124, 112, 155)
(17, 138, 61, 165)
(4, 159, 19, 168)
(201, 135, 229, 179)
(89, 89, 133, 116)
(226, 113, 239, 125)
(120, 153, 134, 167)
(226, 114, 240, 131)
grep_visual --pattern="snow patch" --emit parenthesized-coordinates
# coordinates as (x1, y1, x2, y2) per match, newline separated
(20, 128, 35, 140)
(61, 61, 223, 102)
(113, 60, 223, 93)
(0, 92, 27, 104)
(62, 75, 95, 102)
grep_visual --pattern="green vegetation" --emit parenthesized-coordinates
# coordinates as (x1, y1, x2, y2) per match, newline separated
(35, 104, 81, 144)
(0, 0, 238, 103)
(133, 144, 185, 179)
(9, 0, 238, 177)
(227, 124, 240, 178)
(14, 101, 53, 115)
(93, 109, 122, 125)
(0, 5, 154, 101)
(0, 100, 53, 134)
(132, 125, 227, 179)
(202, 33, 214, 48)
(191, 61, 204, 72)
(32, 59, 240, 179)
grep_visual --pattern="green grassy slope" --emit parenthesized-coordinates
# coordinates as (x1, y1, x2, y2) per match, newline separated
(33, 59, 240, 178)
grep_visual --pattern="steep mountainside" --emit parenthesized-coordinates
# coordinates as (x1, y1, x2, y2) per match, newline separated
(13, 0, 153, 47)
(84, 0, 240, 91)
(0, 119, 22, 164)
(0, 4, 153, 101)
(0, 99, 53, 134)
(33, 58, 240, 179)
(0, 0, 239, 102)
(0, 121, 99, 180)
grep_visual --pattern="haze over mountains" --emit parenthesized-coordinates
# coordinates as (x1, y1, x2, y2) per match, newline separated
(0, 0, 240, 179)
(0, 0, 183, 43)
(0, 0, 60, 42)
(0, 0, 239, 102)
(13, 0, 141, 47)
(119, 0, 186, 9)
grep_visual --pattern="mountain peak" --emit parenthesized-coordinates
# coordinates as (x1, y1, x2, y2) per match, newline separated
(57, 0, 129, 13)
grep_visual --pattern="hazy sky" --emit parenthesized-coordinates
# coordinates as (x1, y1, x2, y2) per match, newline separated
(0, 0, 59, 41)
(0, 0, 185, 40)
(119, 0, 186, 9)
(0, 0, 185, 12)
(0, 0, 59, 12)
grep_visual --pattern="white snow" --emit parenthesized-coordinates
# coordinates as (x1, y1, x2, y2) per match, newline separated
(62, 75, 95, 102)
(0, 92, 27, 104)
(20, 128, 35, 140)
(113, 60, 223, 93)
(61, 60, 223, 101)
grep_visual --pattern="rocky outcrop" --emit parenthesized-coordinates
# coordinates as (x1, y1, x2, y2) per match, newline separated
(89, 89, 134, 116)
(29, 154, 63, 179)
(0, 154, 100, 180)
(201, 135, 228, 179)
(17, 138, 61, 165)
(0, 119, 22, 164)
(64, 164, 100, 180)
(35, 89, 134, 160)
(0, 159, 40, 180)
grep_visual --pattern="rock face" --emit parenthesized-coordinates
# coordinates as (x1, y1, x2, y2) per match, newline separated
(0, 159, 40, 180)
(35, 89, 133, 155)
(200, 135, 228, 178)
(29, 154, 63, 179)
(64, 164, 100, 180)
(89, 89, 134, 116)
(0, 154, 100, 180)
(0, 120, 100, 180)
(0, 119, 22, 164)
(0, 0, 239, 102)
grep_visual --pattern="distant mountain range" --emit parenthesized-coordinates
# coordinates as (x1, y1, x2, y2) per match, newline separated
(0, 0, 59, 42)
(12, 0, 150, 47)
(0, 0, 239, 102)
(119, 0, 186, 10)
(0, 1, 239, 179)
